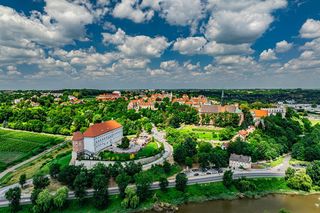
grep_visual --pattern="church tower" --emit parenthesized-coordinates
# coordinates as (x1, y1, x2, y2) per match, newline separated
(221, 90, 224, 106)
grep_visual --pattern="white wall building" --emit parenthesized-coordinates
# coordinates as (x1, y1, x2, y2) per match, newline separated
(72, 120, 123, 157)
(229, 153, 251, 170)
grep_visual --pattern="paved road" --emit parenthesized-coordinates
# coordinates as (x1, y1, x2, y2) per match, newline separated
(0, 141, 69, 180)
(0, 170, 285, 207)
(142, 126, 173, 170)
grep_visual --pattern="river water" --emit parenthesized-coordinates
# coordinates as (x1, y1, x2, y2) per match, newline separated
(167, 194, 320, 213)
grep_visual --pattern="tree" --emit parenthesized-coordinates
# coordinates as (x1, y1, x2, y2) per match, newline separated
(287, 171, 313, 191)
(185, 157, 193, 168)
(121, 187, 140, 209)
(33, 189, 53, 213)
(58, 165, 82, 188)
(73, 171, 88, 202)
(19, 174, 26, 188)
(49, 163, 61, 179)
(175, 173, 188, 192)
(285, 168, 296, 181)
(159, 176, 169, 192)
(134, 172, 153, 201)
(235, 178, 256, 192)
(223, 170, 233, 189)
(93, 174, 109, 209)
(5, 187, 21, 213)
(53, 186, 68, 209)
(116, 173, 131, 198)
(163, 160, 171, 174)
(198, 152, 210, 169)
(33, 175, 50, 190)
(306, 161, 320, 186)
(118, 136, 130, 149)
(31, 189, 42, 205)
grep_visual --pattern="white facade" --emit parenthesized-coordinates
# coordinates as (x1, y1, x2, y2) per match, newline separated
(84, 127, 123, 154)
(229, 160, 251, 169)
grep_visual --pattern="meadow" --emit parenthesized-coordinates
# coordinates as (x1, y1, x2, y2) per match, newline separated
(178, 125, 225, 141)
(0, 128, 65, 172)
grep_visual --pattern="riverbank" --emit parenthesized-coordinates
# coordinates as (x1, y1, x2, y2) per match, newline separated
(2, 177, 320, 213)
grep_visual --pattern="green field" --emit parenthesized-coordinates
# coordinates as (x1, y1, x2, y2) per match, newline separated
(0, 129, 65, 172)
(179, 126, 225, 141)
(100, 141, 164, 161)
(309, 119, 320, 126)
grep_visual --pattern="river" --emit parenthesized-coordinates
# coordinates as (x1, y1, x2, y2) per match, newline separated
(156, 194, 320, 213)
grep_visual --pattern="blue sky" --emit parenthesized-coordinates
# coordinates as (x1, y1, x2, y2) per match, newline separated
(0, 0, 320, 89)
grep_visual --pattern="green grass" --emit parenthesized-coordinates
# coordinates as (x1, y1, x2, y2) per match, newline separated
(0, 129, 65, 172)
(178, 126, 224, 141)
(265, 156, 284, 167)
(0, 143, 71, 186)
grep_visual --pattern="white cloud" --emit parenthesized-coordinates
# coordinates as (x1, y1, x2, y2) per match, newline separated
(102, 29, 170, 57)
(7, 65, 21, 76)
(173, 37, 207, 55)
(204, 41, 253, 56)
(280, 37, 320, 73)
(205, 0, 287, 44)
(300, 19, 320, 39)
(172, 37, 253, 56)
(147, 68, 170, 76)
(159, 0, 204, 34)
(275, 40, 292, 53)
(141, 0, 161, 11)
(260, 49, 277, 61)
(112, 0, 154, 23)
(160, 60, 179, 70)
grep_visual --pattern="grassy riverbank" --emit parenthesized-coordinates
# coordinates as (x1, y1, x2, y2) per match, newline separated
(3, 177, 316, 213)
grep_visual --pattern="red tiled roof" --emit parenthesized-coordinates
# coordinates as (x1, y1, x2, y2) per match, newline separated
(253, 110, 268, 118)
(83, 120, 122, 137)
(72, 131, 84, 141)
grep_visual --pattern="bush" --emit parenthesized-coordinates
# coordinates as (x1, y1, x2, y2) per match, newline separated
(287, 171, 312, 191)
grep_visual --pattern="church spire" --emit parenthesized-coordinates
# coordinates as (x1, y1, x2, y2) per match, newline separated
(221, 90, 224, 106)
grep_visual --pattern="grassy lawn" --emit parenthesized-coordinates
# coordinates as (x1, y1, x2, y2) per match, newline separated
(179, 126, 225, 141)
(0, 129, 65, 172)
(265, 156, 284, 167)
(0, 143, 72, 186)
(100, 141, 164, 161)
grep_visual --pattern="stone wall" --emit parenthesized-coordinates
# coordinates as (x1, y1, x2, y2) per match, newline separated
(73, 151, 164, 169)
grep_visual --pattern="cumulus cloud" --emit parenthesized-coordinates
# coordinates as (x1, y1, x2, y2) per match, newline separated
(173, 37, 207, 55)
(300, 19, 320, 39)
(112, 0, 154, 23)
(102, 29, 170, 57)
(275, 40, 293, 53)
(172, 37, 253, 56)
(260, 49, 277, 61)
(205, 0, 287, 44)
(159, 0, 204, 33)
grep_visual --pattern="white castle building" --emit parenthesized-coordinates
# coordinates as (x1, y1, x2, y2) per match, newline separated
(72, 120, 123, 158)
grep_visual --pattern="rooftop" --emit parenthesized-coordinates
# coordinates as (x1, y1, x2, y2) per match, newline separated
(229, 153, 251, 163)
(83, 120, 122, 138)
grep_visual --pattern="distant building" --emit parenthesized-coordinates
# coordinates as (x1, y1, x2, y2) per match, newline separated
(72, 120, 123, 158)
(229, 153, 251, 170)
(96, 91, 121, 101)
(199, 104, 241, 114)
(251, 106, 286, 125)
